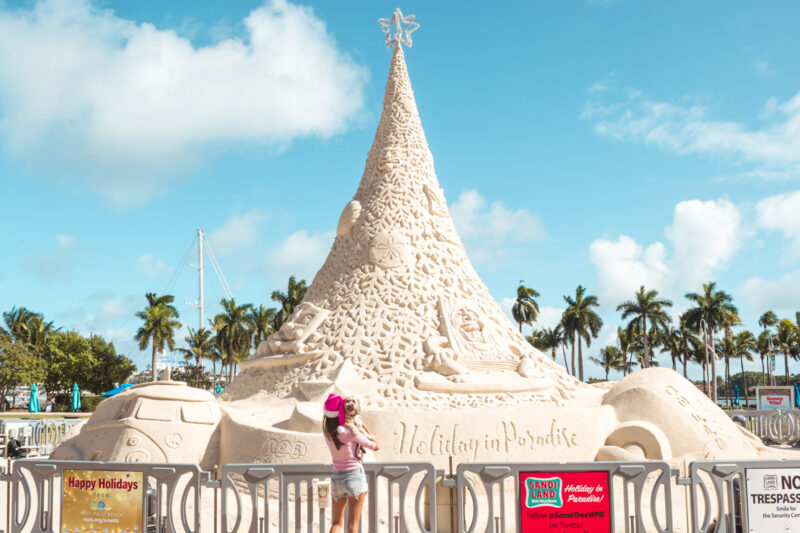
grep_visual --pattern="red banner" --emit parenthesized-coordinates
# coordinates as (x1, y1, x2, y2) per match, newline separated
(519, 470, 611, 532)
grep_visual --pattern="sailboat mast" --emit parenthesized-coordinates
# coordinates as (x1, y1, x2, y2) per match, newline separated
(197, 229, 204, 331)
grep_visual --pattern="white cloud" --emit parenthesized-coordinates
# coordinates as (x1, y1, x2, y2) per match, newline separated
(96, 298, 133, 324)
(264, 229, 334, 281)
(741, 272, 800, 316)
(26, 234, 78, 283)
(665, 199, 742, 288)
(451, 190, 545, 243)
(135, 253, 169, 277)
(755, 190, 800, 261)
(56, 233, 76, 247)
(588, 199, 741, 305)
(589, 236, 669, 305)
(0, 0, 367, 206)
(752, 60, 775, 78)
(209, 209, 268, 256)
(450, 189, 545, 266)
(581, 87, 800, 179)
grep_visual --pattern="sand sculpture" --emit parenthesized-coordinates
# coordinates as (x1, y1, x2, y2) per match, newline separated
(53, 9, 796, 474)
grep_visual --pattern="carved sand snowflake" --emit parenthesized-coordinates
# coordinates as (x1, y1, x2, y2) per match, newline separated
(379, 8, 419, 49)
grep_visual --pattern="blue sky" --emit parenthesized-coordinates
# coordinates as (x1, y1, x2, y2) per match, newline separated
(1, 0, 799, 378)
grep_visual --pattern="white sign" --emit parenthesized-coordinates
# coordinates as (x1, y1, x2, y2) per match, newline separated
(756, 387, 794, 412)
(745, 467, 800, 532)
(316, 480, 330, 508)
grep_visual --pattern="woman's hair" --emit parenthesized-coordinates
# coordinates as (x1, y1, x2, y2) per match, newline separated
(322, 416, 343, 450)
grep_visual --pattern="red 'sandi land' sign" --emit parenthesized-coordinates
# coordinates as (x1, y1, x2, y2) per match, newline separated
(519, 470, 611, 533)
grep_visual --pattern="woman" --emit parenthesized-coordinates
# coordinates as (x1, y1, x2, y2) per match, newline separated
(322, 394, 379, 533)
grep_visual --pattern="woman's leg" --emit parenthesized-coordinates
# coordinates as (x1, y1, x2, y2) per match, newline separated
(346, 492, 368, 533)
(330, 497, 348, 533)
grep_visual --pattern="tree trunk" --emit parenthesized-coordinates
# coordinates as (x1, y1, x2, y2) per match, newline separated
(642, 317, 649, 369)
(622, 350, 628, 376)
(151, 344, 158, 382)
(561, 344, 570, 375)
(578, 337, 584, 382)
(551, 347, 556, 362)
(725, 356, 731, 408)
(740, 354, 749, 409)
(671, 351, 676, 371)
(195, 354, 201, 387)
(212, 360, 217, 388)
(709, 332, 717, 403)
(702, 361, 708, 399)
(760, 355, 765, 387)
(571, 336, 576, 378)
(682, 353, 687, 378)
(784, 348, 790, 385)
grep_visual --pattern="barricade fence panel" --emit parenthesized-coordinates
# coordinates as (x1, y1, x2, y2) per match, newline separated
(220, 462, 437, 533)
(727, 409, 800, 447)
(455, 461, 674, 533)
(0, 418, 86, 457)
(689, 458, 800, 533)
(4, 458, 800, 532)
(2, 459, 203, 533)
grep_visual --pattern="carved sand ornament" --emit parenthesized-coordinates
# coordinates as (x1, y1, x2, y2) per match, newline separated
(337, 200, 362, 237)
(379, 8, 419, 49)
(265, 302, 330, 355)
(368, 230, 412, 269)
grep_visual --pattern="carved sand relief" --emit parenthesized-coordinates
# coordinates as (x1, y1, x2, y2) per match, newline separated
(392, 419, 580, 462)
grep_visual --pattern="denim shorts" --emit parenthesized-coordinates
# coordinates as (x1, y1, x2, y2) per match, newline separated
(331, 466, 368, 499)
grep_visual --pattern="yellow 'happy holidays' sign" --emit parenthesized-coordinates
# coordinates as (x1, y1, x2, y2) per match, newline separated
(61, 469, 143, 533)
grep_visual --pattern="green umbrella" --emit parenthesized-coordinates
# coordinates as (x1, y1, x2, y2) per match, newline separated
(28, 383, 40, 413)
(71, 382, 81, 412)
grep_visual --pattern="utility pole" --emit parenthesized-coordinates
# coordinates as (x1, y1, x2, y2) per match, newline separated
(187, 229, 204, 331)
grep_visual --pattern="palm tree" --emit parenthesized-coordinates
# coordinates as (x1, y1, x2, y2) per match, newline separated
(26, 316, 59, 357)
(526, 329, 545, 349)
(776, 319, 797, 385)
(145, 293, 178, 315)
(756, 330, 774, 385)
(212, 298, 254, 383)
(2, 306, 39, 345)
(616, 286, 672, 369)
(665, 326, 693, 377)
(590, 346, 624, 381)
(682, 282, 738, 402)
(177, 328, 216, 387)
(734, 330, 756, 408)
(758, 311, 779, 384)
(715, 335, 737, 407)
(135, 294, 182, 382)
(511, 282, 540, 333)
(616, 327, 634, 376)
(538, 326, 564, 363)
(562, 285, 603, 381)
(271, 276, 308, 330)
(249, 305, 277, 347)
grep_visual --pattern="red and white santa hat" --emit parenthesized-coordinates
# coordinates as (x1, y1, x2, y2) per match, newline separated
(323, 393, 345, 425)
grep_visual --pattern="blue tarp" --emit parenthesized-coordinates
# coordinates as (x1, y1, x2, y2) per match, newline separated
(101, 383, 134, 397)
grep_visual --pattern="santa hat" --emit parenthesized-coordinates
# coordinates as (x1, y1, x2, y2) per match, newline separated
(323, 394, 345, 425)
